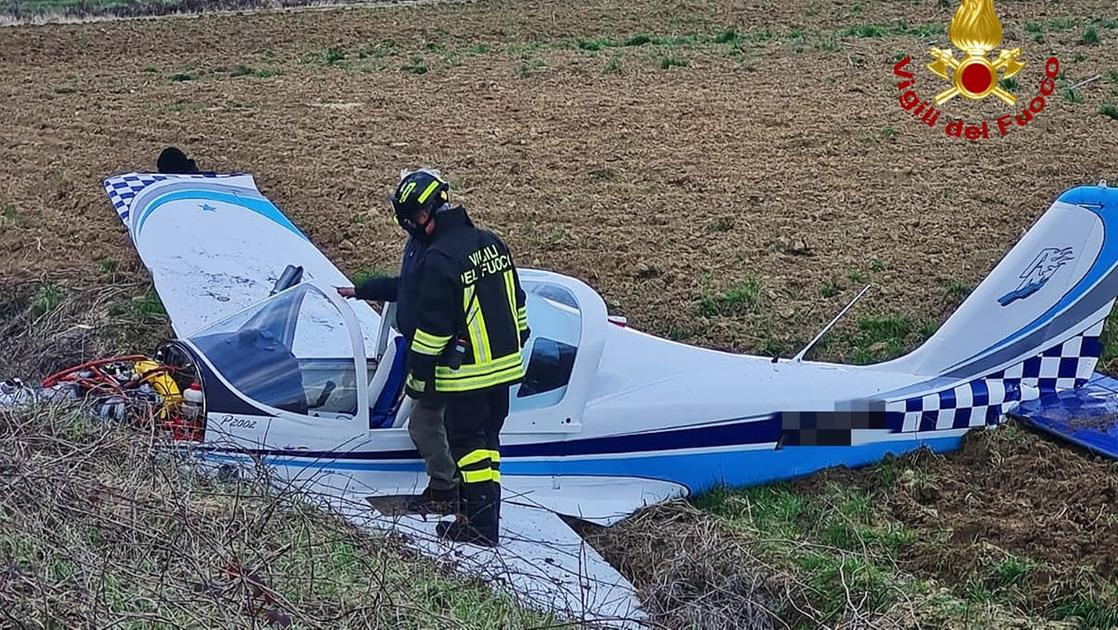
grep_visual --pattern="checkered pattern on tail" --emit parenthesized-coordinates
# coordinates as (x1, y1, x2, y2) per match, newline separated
(102, 172, 230, 223)
(884, 320, 1105, 433)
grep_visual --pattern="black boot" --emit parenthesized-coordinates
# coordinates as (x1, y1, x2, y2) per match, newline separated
(406, 484, 459, 515)
(436, 482, 499, 547)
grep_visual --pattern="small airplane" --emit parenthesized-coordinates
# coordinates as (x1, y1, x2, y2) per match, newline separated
(88, 169, 1118, 624)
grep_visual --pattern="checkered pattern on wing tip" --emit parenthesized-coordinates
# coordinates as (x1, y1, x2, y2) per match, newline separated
(102, 172, 230, 222)
(886, 326, 1104, 433)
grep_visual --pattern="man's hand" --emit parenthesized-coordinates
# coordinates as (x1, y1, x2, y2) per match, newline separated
(336, 287, 356, 298)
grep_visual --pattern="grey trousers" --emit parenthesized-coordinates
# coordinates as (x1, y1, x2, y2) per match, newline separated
(408, 397, 459, 491)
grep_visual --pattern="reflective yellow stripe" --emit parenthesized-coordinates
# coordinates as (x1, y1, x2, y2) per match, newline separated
(417, 179, 441, 203)
(436, 352, 522, 379)
(405, 375, 425, 392)
(474, 307, 492, 362)
(503, 271, 518, 328)
(435, 363, 526, 392)
(491, 471, 501, 484)
(488, 450, 501, 464)
(462, 468, 493, 483)
(457, 449, 491, 468)
(413, 329, 451, 355)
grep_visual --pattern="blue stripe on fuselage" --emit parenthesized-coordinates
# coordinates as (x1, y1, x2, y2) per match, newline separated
(136, 189, 308, 240)
(200, 434, 965, 494)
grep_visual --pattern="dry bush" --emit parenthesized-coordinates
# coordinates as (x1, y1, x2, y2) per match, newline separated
(580, 502, 783, 630)
(0, 404, 543, 629)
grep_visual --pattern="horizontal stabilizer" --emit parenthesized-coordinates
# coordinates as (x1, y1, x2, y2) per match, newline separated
(1014, 372, 1118, 459)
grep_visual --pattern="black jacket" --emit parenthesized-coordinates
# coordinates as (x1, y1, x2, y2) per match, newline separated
(404, 206, 530, 397)
(355, 237, 425, 340)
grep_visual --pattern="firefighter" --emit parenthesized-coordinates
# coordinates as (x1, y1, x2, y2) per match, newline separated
(337, 170, 460, 515)
(395, 169, 530, 547)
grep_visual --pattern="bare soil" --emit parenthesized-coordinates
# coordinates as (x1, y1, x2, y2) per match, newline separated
(800, 424, 1118, 612)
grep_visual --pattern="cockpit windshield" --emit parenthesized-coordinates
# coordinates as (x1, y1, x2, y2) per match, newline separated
(188, 285, 360, 419)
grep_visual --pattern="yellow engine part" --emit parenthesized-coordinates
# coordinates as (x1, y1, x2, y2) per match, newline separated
(134, 360, 182, 419)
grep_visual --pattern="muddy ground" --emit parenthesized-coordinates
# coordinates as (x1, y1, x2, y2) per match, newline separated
(2, 0, 1118, 625)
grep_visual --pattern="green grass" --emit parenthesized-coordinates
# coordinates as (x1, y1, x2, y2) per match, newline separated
(820, 282, 840, 299)
(602, 54, 622, 74)
(659, 55, 688, 70)
(712, 27, 739, 44)
(169, 72, 193, 82)
(1101, 104, 1118, 121)
(325, 47, 346, 64)
(623, 33, 652, 47)
(1063, 87, 1084, 103)
(848, 314, 916, 364)
(402, 55, 428, 74)
(1081, 26, 1101, 45)
(1024, 21, 1044, 34)
(945, 280, 971, 301)
(132, 289, 166, 320)
(352, 266, 390, 287)
(0, 204, 19, 230)
(698, 278, 762, 317)
(870, 259, 886, 272)
(999, 77, 1019, 93)
(695, 481, 917, 624)
(31, 282, 62, 317)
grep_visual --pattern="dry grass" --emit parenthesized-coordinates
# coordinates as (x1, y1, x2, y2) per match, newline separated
(0, 403, 550, 629)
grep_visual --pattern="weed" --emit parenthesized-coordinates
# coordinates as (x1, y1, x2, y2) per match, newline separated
(1100, 104, 1118, 121)
(577, 37, 613, 52)
(1049, 18, 1075, 31)
(468, 43, 489, 54)
(602, 55, 622, 74)
(1063, 87, 1084, 103)
(1081, 26, 1101, 45)
(353, 266, 390, 287)
(325, 48, 346, 64)
(843, 24, 887, 38)
(231, 64, 255, 77)
(517, 58, 546, 76)
(990, 554, 1034, 590)
(698, 278, 762, 316)
(254, 68, 281, 78)
(132, 289, 166, 320)
(712, 28, 739, 44)
(623, 33, 652, 47)
(52, 84, 77, 94)
(1052, 592, 1118, 627)
(142, 65, 157, 73)
(847, 269, 864, 284)
(870, 259, 886, 272)
(708, 217, 734, 233)
(32, 282, 62, 317)
(999, 77, 1019, 92)
(402, 56, 428, 74)
(820, 282, 840, 299)
(0, 205, 19, 229)
(666, 325, 685, 341)
(946, 280, 971, 300)
(1024, 21, 1044, 34)
(761, 337, 785, 357)
(588, 168, 615, 181)
(96, 258, 118, 275)
(169, 72, 193, 82)
(815, 32, 840, 53)
(660, 55, 688, 70)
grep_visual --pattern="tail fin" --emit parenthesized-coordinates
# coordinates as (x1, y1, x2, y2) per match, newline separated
(883, 183, 1117, 388)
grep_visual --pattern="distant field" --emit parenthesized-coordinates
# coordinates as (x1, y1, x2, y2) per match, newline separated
(0, 0, 395, 21)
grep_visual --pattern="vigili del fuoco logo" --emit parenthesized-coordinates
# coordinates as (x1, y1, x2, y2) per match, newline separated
(892, 0, 1061, 140)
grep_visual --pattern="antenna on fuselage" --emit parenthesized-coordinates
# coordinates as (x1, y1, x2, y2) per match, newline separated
(790, 283, 872, 363)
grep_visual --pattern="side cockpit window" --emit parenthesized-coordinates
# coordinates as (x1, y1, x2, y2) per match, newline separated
(518, 337, 577, 398)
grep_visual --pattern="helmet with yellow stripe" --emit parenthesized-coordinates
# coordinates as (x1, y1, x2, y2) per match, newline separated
(391, 168, 449, 239)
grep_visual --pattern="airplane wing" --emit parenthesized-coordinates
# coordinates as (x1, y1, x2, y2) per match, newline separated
(103, 172, 383, 349)
(1014, 372, 1118, 459)
(329, 489, 646, 628)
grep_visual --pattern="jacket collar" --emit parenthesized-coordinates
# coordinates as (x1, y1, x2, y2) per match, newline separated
(431, 205, 473, 236)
